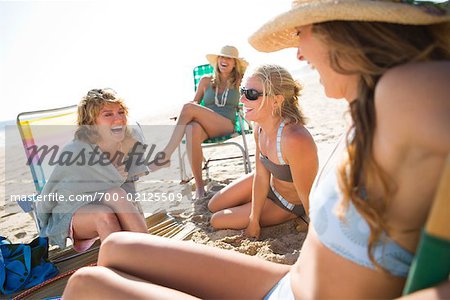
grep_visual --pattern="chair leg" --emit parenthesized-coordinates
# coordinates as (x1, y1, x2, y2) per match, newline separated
(237, 111, 252, 173)
(177, 145, 211, 185)
(203, 157, 210, 182)
(31, 207, 41, 233)
(202, 141, 250, 174)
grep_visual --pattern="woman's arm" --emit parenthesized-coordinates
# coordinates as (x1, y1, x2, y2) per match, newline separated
(245, 125, 271, 238)
(283, 125, 318, 214)
(192, 76, 212, 104)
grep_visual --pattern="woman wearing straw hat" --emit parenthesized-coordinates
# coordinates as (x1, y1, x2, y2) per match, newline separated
(64, 1, 450, 299)
(149, 45, 248, 200)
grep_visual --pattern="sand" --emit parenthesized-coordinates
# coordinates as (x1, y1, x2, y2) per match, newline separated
(0, 69, 348, 265)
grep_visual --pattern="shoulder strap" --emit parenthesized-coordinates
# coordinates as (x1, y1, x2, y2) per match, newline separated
(277, 121, 286, 164)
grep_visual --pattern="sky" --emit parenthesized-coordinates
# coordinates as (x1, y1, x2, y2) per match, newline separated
(0, 0, 301, 122)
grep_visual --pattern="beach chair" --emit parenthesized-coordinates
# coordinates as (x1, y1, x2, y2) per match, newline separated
(10, 211, 196, 299)
(16, 105, 79, 232)
(177, 64, 253, 183)
(15, 105, 151, 231)
(402, 154, 450, 295)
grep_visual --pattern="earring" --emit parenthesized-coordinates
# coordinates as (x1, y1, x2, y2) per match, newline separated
(272, 104, 281, 117)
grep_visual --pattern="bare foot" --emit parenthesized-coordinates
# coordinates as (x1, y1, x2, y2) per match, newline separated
(193, 187, 206, 200)
(148, 159, 171, 172)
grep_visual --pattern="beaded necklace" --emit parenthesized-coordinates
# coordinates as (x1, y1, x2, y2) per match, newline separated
(214, 86, 229, 107)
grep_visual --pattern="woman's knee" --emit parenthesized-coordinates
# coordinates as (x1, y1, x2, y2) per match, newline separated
(98, 231, 136, 266)
(181, 102, 197, 117)
(209, 212, 225, 229)
(98, 232, 163, 266)
(100, 231, 128, 255)
(64, 266, 107, 298)
(103, 187, 135, 210)
(186, 121, 206, 140)
(95, 207, 121, 232)
(208, 194, 221, 213)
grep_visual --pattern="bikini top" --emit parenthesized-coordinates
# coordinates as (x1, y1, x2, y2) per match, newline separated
(309, 136, 414, 277)
(259, 122, 293, 182)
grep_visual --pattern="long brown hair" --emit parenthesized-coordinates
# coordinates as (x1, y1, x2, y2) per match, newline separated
(312, 21, 450, 269)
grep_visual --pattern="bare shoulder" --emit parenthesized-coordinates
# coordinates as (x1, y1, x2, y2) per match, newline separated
(375, 61, 450, 151)
(193, 76, 213, 102)
(283, 123, 317, 158)
(376, 61, 450, 109)
(198, 75, 213, 87)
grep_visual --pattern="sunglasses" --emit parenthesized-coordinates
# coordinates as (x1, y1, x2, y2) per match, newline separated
(87, 88, 117, 99)
(239, 87, 265, 101)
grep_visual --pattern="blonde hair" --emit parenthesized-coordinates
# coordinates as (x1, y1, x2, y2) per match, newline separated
(211, 58, 246, 89)
(75, 88, 130, 143)
(312, 21, 450, 270)
(252, 64, 305, 125)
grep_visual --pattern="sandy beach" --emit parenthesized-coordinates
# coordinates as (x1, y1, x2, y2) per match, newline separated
(0, 68, 348, 265)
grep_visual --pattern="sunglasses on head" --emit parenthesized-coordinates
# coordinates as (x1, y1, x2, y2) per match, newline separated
(87, 88, 117, 100)
(239, 87, 265, 101)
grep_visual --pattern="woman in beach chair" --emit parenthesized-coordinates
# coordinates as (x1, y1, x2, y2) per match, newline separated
(63, 1, 450, 299)
(36, 88, 148, 252)
(149, 45, 248, 200)
(208, 64, 318, 237)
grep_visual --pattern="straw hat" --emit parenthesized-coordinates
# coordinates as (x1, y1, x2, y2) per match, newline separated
(206, 45, 249, 71)
(249, 0, 450, 52)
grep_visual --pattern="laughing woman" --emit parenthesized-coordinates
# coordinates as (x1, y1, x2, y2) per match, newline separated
(208, 64, 318, 238)
(63, 1, 449, 299)
(37, 88, 148, 251)
(149, 45, 248, 199)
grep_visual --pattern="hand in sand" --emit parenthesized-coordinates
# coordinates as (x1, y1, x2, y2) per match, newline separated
(244, 219, 261, 239)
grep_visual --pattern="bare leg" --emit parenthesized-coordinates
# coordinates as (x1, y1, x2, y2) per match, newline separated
(71, 204, 121, 242)
(72, 188, 147, 243)
(64, 266, 199, 300)
(208, 174, 297, 229)
(208, 172, 254, 212)
(210, 199, 297, 229)
(185, 121, 209, 198)
(152, 103, 234, 168)
(95, 232, 290, 299)
(100, 187, 147, 233)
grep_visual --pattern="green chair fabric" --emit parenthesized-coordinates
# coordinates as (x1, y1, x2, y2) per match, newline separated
(403, 231, 450, 294)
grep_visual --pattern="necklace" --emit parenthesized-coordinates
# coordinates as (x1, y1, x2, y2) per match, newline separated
(214, 86, 229, 107)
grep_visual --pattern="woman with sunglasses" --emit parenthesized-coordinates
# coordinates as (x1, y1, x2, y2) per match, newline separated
(37, 88, 148, 252)
(63, 0, 449, 299)
(207, 64, 318, 238)
(149, 45, 248, 200)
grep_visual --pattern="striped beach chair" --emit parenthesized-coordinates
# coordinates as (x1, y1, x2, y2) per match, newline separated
(10, 212, 196, 299)
(16, 105, 78, 231)
(12, 107, 199, 298)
